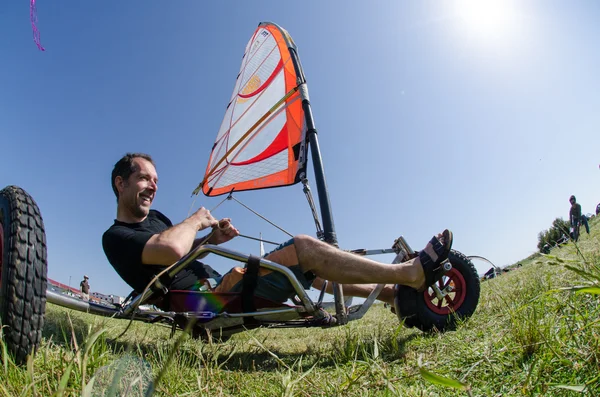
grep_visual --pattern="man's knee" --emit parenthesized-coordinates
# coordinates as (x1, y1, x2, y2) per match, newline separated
(292, 234, 318, 251)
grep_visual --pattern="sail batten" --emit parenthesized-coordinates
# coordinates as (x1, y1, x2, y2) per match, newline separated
(196, 23, 308, 197)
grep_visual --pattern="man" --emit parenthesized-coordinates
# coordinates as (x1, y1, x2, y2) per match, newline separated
(569, 195, 589, 239)
(102, 153, 453, 307)
(80, 275, 90, 301)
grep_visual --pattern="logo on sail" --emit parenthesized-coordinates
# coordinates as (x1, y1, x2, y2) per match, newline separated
(237, 75, 262, 104)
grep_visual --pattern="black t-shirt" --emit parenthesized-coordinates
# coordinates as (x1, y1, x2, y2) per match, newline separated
(102, 210, 219, 293)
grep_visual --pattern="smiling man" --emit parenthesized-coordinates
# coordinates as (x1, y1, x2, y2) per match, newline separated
(102, 153, 234, 295)
(102, 153, 455, 308)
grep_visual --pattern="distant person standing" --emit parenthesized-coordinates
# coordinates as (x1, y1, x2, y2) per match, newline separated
(569, 195, 589, 241)
(80, 275, 90, 301)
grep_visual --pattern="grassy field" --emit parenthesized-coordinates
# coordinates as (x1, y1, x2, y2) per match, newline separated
(1, 218, 599, 396)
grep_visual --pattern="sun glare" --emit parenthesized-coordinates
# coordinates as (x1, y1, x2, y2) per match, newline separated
(454, 0, 519, 42)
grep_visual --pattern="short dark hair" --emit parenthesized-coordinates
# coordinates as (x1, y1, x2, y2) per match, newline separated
(111, 153, 155, 200)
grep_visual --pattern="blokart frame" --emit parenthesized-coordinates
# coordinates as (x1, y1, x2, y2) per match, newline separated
(43, 234, 478, 342)
(45, 237, 409, 334)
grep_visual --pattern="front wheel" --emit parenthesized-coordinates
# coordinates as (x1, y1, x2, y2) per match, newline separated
(394, 250, 480, 332)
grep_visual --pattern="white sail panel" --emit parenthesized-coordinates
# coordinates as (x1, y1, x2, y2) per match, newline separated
(197, 23, 308, 196)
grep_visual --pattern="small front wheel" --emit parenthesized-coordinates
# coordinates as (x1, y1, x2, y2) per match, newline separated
(394, 250, 480, 332)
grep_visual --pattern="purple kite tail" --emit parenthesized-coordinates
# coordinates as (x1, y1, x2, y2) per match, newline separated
(30, 0, 45, 51)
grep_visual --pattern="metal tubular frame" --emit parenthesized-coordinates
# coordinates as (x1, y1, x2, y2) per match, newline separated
(46, 240, 417, 328)
(45, 290, 169, 322)
(121, 244, 317, 317)
(346, 236, 413, 320)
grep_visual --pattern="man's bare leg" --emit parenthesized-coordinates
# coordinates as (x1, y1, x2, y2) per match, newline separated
(291, 234, 428, 290)
(312, 278, 395, 305)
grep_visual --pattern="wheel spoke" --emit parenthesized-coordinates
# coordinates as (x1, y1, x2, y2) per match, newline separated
(442, 278, 452, 289)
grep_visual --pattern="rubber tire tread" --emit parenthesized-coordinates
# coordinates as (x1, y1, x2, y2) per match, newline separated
(395, 250, 480, 332)
(0, 186, 48, 365)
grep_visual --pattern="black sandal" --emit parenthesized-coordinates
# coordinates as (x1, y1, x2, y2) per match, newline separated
(417, 229, 453, 291)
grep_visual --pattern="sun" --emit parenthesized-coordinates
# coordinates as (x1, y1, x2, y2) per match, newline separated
(454, 0, 520, 42)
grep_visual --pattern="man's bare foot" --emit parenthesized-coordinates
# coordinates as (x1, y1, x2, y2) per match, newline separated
(401, 256, 426, 290)
(405, 230, 453, 291)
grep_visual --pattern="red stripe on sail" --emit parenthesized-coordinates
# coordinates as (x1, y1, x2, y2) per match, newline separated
(231, 125, 288, 166)
(238, 59, 283, 99)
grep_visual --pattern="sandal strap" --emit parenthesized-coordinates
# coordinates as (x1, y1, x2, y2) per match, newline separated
(418, 230, 452, 287)
(419, 249, 447, 286)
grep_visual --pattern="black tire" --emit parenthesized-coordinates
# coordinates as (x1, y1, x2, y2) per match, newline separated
(394, 250, 480, 332)
(0, 186, 48, 365)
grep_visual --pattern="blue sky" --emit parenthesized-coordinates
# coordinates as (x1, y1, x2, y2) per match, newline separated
(2, 1, 599, 297)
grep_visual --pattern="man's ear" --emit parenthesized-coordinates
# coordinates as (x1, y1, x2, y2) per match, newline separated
(115, 176, 125, 194)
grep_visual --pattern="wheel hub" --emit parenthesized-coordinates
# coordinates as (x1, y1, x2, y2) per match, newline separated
(423, 268, 467, 315)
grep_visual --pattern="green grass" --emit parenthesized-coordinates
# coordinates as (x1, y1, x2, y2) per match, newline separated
(1, 218, 600, 396)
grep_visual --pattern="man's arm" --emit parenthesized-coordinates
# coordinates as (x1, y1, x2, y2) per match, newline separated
(141, 207, 218, 266)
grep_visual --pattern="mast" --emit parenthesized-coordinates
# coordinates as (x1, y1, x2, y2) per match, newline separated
(265, 22, 347, 324)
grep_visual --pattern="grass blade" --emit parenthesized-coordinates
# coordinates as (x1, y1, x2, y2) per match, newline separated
(54, 363, 73, 397)
(81, 376, 96, 397)
(552, 384, 586, 392)
(419, 367, 470, 391)
(551, 285, 600, 295)
(574, 286, 600, 295)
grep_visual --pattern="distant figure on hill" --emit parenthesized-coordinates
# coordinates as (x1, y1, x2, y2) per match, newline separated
(569, 195, 589, 240)
(80, 275, 90, 301)
(596, 202, 600, 216)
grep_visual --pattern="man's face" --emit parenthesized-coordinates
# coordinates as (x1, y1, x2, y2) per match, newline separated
(118, 157, 158, 220)
(570, 199, 575, 206)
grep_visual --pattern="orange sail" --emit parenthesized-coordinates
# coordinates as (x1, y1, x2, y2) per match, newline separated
(195, 23, 308, 197)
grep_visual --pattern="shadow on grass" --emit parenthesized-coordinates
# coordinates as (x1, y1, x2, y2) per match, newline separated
(224, 330, 420, 371)
(97, 327, 420, 373)
(43, 308, 421, 373)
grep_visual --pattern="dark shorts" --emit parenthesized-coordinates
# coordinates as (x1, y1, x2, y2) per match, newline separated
(215, 238, 316, 302)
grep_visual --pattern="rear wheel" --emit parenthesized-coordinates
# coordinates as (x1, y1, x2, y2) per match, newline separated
(394, 250, 480, 332)
(0, 186, 48, 365)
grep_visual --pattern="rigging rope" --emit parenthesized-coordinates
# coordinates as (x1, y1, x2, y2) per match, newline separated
(228, 195, 294, 238)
